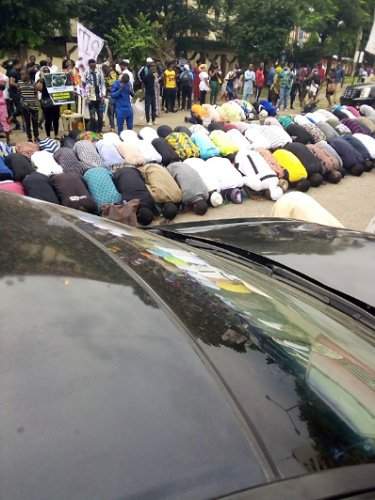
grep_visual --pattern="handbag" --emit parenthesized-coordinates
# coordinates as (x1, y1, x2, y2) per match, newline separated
(327, 82, 336, 94)
(41, 95, 54, 108)
(101, 199, 140, 227)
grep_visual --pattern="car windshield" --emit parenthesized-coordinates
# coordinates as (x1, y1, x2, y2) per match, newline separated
(70, 211, 375, 480)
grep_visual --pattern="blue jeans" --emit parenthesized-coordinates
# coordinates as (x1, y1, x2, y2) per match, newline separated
(116, 107, 133, 134)
(280, 86, 290, 109)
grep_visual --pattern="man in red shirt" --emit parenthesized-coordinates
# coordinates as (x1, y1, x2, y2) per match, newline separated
(255, 63, 265, 101)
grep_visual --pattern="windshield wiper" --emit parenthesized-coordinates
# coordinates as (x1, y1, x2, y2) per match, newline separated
(154, 229, 375, 334)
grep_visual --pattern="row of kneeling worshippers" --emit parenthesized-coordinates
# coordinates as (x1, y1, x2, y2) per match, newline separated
(1, 103, 375, 225)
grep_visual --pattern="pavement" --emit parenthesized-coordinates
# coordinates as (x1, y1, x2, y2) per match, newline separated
(5, 89, 375, 232)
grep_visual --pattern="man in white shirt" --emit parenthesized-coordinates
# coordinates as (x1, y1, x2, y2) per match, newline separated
(243, 64, 255, 101)
(198, 64, 209, 105)
(118, 59, 134, 87)
(46, 56, 58, 74)
(83, 59, 106, 133)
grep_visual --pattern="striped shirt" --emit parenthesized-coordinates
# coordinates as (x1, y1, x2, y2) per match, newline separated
(17, 81, 39, 109)
(73, 140, 103, 169)
(54, 147, 87, 175)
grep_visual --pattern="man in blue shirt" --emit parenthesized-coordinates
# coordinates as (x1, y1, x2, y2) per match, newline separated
(111, 73, 134, 133)
(336, 64, 345, 88)
(179, 64, 194, 111)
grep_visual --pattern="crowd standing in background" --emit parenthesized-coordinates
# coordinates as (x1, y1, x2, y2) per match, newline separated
(1, 52, 375, 145)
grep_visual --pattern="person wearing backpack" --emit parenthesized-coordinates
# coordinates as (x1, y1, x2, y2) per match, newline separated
(279, 65, 293, 110)
(138, 57, 157, 125)
(179, 64, 193, 111)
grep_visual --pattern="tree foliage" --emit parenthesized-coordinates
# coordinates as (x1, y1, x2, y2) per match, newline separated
(3, 0, 375, 66)
(1, 0, 72, 51)
(107, 14, 159, 67)
(231, 0, 298, 62)
(298, 0, 372, 57)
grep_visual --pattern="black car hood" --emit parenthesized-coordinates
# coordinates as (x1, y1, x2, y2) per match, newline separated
(2, 195, 375, 499)
(161, 218, 375, 310)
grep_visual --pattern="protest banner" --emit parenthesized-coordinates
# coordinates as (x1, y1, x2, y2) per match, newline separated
(44, 73, 75, 105)
(365, 10, 375, 55)
(77, 22, 105, 68)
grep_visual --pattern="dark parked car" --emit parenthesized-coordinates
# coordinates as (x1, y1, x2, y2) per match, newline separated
(340, 82, 375, 106)
(1, 191, 375, 500)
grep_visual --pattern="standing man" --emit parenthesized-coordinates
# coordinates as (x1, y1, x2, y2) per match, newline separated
(138, 57, 157, 125)
(111, 73, 134, 133)
(179, 64, 193, 111)
(17, 68, 40, 142)
(326, 66, 337, 106)
(336, 64, 345, 88)
(26, 55, 38, 82)
(233, 63, 242, 99)
(255, 63, 265, 101)
(289, 63, 298, 109)
(242, 64, 256, 101)
(266, 63, 275, 100)
(46, 56, 58, 74)
(119, 60, 134, 87)
(279, 65, 293, 110)
(295, 64, 309, 109)
(102, 63, 118, 131)
(163, 61, 177, 113)
(84, 59, 106, 133)
(198, 64, 209, 105)
(208, 63, 222, 105)
(7, 60, 22, 130)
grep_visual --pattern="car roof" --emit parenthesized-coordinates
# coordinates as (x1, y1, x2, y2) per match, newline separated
(1, 193, 375, 499)
(347, 83, 375, 89)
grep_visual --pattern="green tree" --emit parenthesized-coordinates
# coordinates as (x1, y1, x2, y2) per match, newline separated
(107, 14, 159, 67)
(299, 0, 372, 57)
(230, 0, 298, 62)
(77, 0, 215, 39)
(1, 0, 71, 52)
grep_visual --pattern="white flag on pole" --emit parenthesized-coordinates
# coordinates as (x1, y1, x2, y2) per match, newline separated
(77, 22, 105, 68)
(365, 11, 375, 55)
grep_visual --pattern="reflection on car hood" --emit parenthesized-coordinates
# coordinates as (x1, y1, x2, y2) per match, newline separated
(164, 218, 375, 309)
(1, 194, 375, 499)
